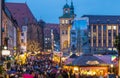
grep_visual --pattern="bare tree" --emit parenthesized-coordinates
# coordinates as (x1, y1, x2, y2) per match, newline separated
(27, 40, 40, 53)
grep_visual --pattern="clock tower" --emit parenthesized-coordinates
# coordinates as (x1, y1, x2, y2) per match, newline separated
(59, 0, 76, 51)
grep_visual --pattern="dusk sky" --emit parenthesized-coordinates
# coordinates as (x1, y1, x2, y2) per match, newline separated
(5, 0, 120, 23)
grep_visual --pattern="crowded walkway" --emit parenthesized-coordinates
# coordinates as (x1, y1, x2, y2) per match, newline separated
(4, 53, 69, 78)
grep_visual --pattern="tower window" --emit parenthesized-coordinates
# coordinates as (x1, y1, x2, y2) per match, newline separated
(65, 20, 68, 24)
(65, 10, 68, 13)
(61, 20, 64, 24)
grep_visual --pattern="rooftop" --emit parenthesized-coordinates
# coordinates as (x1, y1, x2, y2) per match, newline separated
(5, 2, 37, 27)
(83, 15, 120, 24)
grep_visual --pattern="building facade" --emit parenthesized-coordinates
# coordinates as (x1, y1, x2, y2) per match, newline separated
(70, 18, 90, 55)
(59, 1, 76, 52)
(2, 6, 18, 54)
(44, 23, 60, 52)
(83, 15, 120, 54)
(6, 3, 42, 52)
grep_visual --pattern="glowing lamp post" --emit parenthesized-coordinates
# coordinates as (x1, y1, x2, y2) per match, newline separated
(110, 64, 114, 73)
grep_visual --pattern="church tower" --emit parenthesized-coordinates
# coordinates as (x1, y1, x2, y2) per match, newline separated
(59, 0, 76, 52)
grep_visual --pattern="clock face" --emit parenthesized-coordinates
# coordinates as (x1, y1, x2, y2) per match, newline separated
(65, 10, 68, 13)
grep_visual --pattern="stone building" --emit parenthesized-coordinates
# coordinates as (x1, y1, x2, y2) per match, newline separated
(83, 15, 120, 54)
(43, 23, 60, 51)
(59, 1, 76, 52)
(6, 2, 43, 52)
(2, 5, 18, 54)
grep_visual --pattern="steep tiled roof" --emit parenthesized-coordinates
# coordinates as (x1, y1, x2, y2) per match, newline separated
(5, 2, 37, 28)
(82, 15, 120, 24)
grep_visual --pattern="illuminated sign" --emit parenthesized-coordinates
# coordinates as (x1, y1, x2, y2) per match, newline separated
(111, 55, 117, 62)
(2, 50, 10, 55)
(86, 61, 99, 65)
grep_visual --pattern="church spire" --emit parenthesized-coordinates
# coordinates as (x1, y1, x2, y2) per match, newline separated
(70, 0, 74, 14)
(66, 0, 68, 4)
(70, 0, 74, 9)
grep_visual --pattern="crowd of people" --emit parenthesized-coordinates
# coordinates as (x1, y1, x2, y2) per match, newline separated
(4, 53, 70, 78)
(1, 53, 110, 78)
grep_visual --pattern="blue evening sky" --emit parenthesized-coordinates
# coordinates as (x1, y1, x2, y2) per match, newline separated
(5, 0, 120, 24)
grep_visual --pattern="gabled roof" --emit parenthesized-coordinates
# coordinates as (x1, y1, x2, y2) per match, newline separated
(72, 54, 106, 66)
(5, 2, 37, 28)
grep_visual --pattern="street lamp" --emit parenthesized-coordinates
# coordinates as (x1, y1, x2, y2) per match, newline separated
(2, 46, 11, 69)
(110, 64, 113, 73)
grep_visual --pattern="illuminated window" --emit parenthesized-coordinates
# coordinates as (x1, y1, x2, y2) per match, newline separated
(113, 48, 117, 51)
(108, 48, 112, 51)
(113, 26, 116, 30)
(65, 20, 68, 24)
(93, 32, 96, 37)
(107, 25, 111, 30)
(62, 20, 64, 24)
(45, 38, 47, 40)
